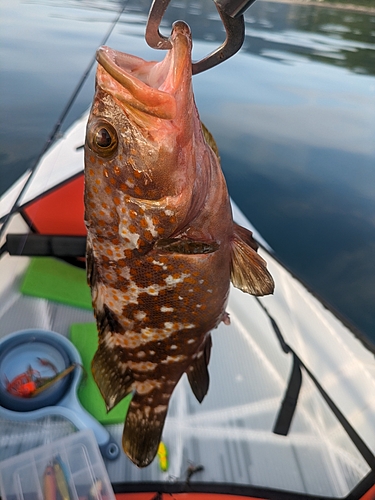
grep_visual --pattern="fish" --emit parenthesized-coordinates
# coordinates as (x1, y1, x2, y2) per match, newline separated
(84, 20, 274, 467)
(43, 465, 57, 500)
(53, 457, 71, 500)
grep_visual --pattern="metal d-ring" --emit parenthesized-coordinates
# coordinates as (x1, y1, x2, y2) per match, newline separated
(145, 0, 245, 74)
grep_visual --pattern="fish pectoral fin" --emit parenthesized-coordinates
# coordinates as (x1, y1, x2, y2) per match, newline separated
(230, 224, 274, 296)
(91, 341, 134, 411)
(123, 401, 168, 468)
(86, 240, 97, 288)
(187, 334, 212, 403)
(155, 238, 219, 255)
(233, 222, 259, 251)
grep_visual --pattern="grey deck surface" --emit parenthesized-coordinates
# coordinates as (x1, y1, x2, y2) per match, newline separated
(0, 264, 370, 496)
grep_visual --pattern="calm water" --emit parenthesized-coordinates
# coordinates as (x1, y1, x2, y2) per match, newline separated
(0, 0, 374, 342)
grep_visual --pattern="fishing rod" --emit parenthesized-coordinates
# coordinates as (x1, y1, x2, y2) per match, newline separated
(0, 0, 129, 243)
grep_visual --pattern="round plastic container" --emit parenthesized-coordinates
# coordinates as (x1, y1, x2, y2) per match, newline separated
(0, 330, 71, 412)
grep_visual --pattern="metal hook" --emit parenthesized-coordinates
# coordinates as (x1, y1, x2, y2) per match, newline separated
(145, 0, 245, 74)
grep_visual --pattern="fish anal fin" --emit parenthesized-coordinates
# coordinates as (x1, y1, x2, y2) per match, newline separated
(123, 402, 168, 467)
(187, 335, 212, 403)
(231, 224, 274, 296)
(91, 339, 133, 411)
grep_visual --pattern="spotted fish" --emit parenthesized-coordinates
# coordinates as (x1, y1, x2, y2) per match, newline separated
(84, 21, 274, 467)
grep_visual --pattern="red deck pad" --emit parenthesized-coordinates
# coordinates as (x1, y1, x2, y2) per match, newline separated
(23, 174, 86, 235)
(360, 484, 375, 500)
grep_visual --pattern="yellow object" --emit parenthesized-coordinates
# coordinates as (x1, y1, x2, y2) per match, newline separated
(157, 441, 169, 472)
(43, 465, 57, 500)
(53, 458, 71, 500)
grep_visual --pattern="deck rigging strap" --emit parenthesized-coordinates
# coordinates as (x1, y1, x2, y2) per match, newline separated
(256, 297, 375, 473)
(5, 234, 86, 258)
(272, 352, 302, 436)
(0, 0, 129, 242)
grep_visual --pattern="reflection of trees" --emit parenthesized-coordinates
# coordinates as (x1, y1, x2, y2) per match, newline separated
(53, 0, 375, 76)
(126, 0, 375, 76)
(242, 1, 375, 76)
(314, 0, 375, 8)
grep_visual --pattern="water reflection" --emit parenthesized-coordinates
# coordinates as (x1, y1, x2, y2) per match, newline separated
(88, 0, 375, 75)
(243, 1, 375, 75)
(32, 0, 375, 75)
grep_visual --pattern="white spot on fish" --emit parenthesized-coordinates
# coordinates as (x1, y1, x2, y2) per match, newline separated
(145, 285, 160, 296)
(106, 318, 196, 350)
(134, 380, 162, 395)
(154, 405, 167, 414)
(170, 345, 178, 350)
(120, 360, 157, 371)
(161, 355, 187, 364)
(187, 338, 196, 344)
(141, 406, 151, 418)
(164, 273, 190, 287)
(144, 215, 158, 237)
(161, 306, 174, 312)
(124, 228, 140, 249)
(134, 310, 147, 321)
(108, 395, 117, 408)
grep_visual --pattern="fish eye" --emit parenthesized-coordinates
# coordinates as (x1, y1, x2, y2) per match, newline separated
(88, 120, 118, 157)
(96, 128, 112, 148)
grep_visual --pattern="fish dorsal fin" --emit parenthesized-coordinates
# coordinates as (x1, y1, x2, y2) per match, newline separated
(187, 334, 212, 403)
(230, 223, 274, 296)
(123, 401, 168, 467)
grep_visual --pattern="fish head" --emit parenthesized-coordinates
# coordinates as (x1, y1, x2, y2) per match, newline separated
(85, 21, 200, 207)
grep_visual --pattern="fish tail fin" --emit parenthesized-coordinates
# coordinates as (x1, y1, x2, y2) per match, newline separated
(123, 401, 168, 468)
(187, 334, 212, 403)
(91, 340, 133, 411)
(230, 223, 274, 296)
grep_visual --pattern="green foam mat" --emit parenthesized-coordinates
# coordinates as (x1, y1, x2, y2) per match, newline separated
(70, 322, 131, 424)
(21, 257, 92, 310)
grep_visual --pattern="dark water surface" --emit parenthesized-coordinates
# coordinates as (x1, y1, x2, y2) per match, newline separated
(0, 0, 374, 342)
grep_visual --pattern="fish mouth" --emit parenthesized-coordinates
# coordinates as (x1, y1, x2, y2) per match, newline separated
(96, 21, 192, 120)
